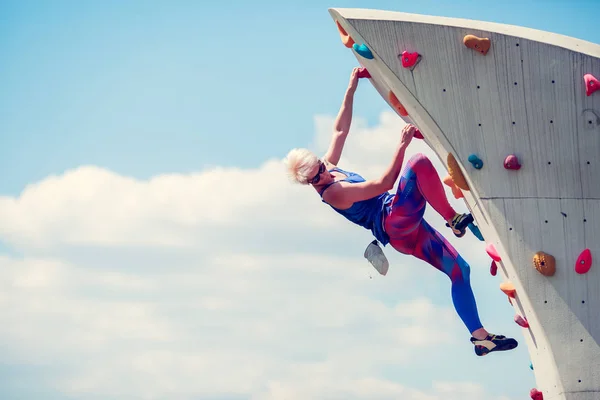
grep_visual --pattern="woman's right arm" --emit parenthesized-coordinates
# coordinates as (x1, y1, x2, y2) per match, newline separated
(379, 132, 412, 189)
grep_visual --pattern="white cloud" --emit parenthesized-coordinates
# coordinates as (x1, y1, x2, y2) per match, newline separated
(0, 111, 530, 399)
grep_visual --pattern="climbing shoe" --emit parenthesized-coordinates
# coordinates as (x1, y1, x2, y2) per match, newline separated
(470, 334, 518, 356)
(364, 240, 389, 276)
(446, 213, 474, 238)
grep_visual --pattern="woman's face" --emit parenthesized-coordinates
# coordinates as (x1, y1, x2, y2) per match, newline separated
(307, 160, 334, 186)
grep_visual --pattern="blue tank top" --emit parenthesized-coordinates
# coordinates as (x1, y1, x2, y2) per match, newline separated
(319, 167, 393, 245)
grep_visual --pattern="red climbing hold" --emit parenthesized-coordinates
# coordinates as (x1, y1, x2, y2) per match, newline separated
(515, 314, 530, 328)
(490, 260, 498, 276)
(357, 67, 371, 79)
(400, 51, 421, 70)
(486, 243, 501, 262)
(584, 74, 599, 96)
(530, 388, 543, 400)
(504, 154, 521, 170)
(414, 128, 424, 139)
(575, 248, 592, 274)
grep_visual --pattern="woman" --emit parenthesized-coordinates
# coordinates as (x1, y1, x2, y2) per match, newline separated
(284, 67, 518, 357)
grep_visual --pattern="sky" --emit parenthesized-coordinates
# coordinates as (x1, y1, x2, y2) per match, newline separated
(1, 0, 598, 399)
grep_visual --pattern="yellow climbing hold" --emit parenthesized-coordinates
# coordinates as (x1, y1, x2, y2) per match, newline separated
(447, 153, 469, 191)
(533, 251, 556, 277)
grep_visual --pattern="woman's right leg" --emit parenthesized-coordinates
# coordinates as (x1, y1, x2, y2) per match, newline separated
(393, 219, 484, 334)
(384, 160, 483, 333)
(386, 218, 518, 355)
(384, 159, 518, 355)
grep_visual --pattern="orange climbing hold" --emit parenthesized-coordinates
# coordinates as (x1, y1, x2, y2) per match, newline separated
(388, 91, 408, 116)
(447, 153, 469, 191)
(500, 282, 516, 298)
(514, 314, 530, 328)
(443, 175, 464, 199)
(584, 73, 599, 96)
(533, 251, 556, 277)
(336, 21, 355, 48)
(463, 34, 491, 55)
(575, 248, 592, 274)
(486, 243, 501, 262)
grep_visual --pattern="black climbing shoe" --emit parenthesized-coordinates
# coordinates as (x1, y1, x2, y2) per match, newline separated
(446, 213, 474, 238)
(470, 334, 518, 356)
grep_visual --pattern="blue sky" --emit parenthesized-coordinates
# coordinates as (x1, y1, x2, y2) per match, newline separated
(1, 1, 598, 399)
(1, 0, 598, 195)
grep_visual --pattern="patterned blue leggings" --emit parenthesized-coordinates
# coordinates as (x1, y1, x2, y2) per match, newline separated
(383, 153, 484, 334)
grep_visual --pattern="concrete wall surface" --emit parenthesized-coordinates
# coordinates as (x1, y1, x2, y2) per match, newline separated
(329, 8, 600, 400)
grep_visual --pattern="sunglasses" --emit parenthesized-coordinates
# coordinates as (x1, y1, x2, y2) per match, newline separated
(308, 161, 326, 185)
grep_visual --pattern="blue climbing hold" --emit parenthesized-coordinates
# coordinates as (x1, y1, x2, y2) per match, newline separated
(353, 43, 374, 59)
(468, 223, 484, 241)
(468, 154, 483, 169)
(530, 362, 534, 370)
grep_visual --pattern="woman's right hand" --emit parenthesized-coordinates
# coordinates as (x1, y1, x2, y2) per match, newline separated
(348, 67, 360, 92)
(400, 124, 416, 148)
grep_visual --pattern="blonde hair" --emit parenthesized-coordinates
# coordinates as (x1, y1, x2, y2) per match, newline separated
(284, 148, 320, 185)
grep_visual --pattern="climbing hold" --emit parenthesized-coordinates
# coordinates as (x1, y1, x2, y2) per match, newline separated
(533, 251, 556, 277)
(490, 260, 498, 276)
(530, 388, 543, 400)
(486, 243, 501, 262)
(584, 73, 599, 96)
(468, 154, 483, 169)
(514, 314, 530, 328)
(336, 21, 355, 48)
(463, 34, 491, 55)
(447, 153, 470, 191)
(530, 362, 534, 370)
(504, 154, 521, 170)
(357, 67, 371, 79)
(388, 91, 408, 116)
(400, 51, 421, 70)
(353, 43, 374, 59)
(469, 223, 484, 241)
(575, 248, 592, 274)
(413, 128, 424, 139)
(443, 175, 464, 199)
(500, 281, 516, 298)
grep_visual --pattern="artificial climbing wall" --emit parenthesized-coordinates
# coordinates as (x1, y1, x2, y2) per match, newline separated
(329, 8, 600, 400)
